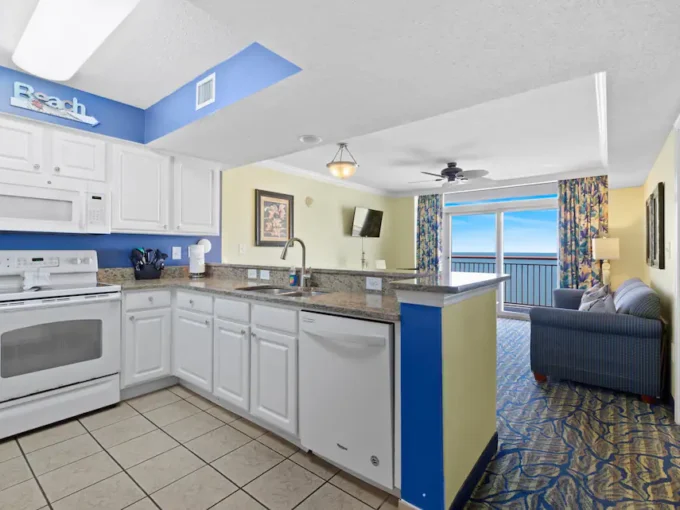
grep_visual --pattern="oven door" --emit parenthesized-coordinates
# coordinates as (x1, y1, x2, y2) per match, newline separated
(0, 294, 121, 402)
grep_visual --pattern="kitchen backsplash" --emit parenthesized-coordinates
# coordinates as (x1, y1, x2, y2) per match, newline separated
(0, 232, 221, 268)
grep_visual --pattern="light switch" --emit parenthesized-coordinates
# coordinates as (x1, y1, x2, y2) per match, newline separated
(247, 269, 258, 279)
(666, 241, 672, 259)
(239, 244, 246, 255)
(172, 247, 182, 260)
(366, 277, 383, 291)
(260, 270, 270, 280)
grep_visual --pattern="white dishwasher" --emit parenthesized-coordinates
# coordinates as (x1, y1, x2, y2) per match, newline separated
(299, 311, 393, 489)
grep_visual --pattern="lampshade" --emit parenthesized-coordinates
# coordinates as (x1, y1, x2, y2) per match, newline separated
(327, 142, 359, 180)
(592, 237, 620, 260)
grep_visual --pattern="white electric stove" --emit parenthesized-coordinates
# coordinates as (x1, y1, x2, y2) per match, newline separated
(0, 250, 121, 439)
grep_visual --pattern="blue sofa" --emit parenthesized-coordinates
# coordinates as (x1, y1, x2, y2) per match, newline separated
(529, 278, 665, 399)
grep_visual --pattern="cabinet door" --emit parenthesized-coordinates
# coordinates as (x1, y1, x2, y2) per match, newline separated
(0, 117, 43, 175)
(111, 144, 170, 232)
(123, 308, 171, 388)
(51, 130, 106, 181)
(250, 327, 297, 435)
(172, 157, 220, 235)
(173, 309, 213, 391)
(213, 319, 250, 411)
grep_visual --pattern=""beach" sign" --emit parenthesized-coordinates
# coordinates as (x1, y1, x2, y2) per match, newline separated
(10, 81, 99, 126)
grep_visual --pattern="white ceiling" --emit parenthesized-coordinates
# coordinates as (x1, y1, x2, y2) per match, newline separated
(2, 0, 680, 192)
(272, 74, 606, 193)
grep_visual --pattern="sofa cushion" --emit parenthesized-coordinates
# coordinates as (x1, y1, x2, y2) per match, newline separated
(613, 279, 661, 319)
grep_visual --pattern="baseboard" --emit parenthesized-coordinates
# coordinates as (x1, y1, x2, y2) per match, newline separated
(120, 376, 178, 400)
(449, 432, 498, 510)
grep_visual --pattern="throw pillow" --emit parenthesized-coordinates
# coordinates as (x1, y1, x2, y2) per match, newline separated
(580, 284, 610, 304)
(579, 293, 616, 313)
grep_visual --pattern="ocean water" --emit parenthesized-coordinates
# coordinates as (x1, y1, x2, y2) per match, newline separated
(451, 252, 558, 307)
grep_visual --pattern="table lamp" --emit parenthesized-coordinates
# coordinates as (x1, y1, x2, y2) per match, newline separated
(592, 237, 620, 286)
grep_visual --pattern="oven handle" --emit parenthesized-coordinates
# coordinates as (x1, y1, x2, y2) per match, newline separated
(0, 292, 121, 311)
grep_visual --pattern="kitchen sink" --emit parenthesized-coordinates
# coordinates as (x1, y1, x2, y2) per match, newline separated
(236, 285, 328, 297)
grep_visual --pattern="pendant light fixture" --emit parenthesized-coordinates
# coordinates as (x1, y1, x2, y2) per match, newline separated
(326, 143, 359, 179)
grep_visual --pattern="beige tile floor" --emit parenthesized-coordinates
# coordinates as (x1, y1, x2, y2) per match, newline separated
(0, 386, 398, 510)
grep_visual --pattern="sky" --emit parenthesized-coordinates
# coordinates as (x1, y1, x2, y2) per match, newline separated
(451, 209, 558, 254)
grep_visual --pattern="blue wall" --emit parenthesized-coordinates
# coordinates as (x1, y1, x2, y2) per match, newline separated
(0, 232, 221, 268)
(144, 42, 301, 142)
(400, 303, 445, 510)
(0, 66, 145, 143)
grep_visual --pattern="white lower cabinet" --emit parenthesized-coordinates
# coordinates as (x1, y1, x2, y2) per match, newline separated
(213, 318, 250, 411)
(173, 309, 213, 392)
(249, 326, 298, 435)
(123, 308, 171, 387)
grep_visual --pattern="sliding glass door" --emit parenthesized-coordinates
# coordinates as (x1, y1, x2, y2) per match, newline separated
(445, 195, 558, 316)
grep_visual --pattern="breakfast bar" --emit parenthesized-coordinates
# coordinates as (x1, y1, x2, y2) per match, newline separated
(392, 272, 510, 510)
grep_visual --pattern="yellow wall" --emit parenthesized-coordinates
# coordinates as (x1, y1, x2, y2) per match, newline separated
(442, 289, 497, 504)
(643, 131, 676, 323)
(608, 186, 646, 290)
(221, 164, 416, 269)
(643, 131, 676, 397)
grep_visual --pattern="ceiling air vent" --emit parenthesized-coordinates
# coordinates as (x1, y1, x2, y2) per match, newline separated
(196, 73, 216, 110)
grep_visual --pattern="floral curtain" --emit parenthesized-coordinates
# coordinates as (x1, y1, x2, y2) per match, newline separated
(558, 176, 609, 289)
(417, 194, 443, 273)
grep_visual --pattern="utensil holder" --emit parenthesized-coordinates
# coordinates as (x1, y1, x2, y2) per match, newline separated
(134, 266, 162, 280)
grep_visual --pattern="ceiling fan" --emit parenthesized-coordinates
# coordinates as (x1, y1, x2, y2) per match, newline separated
(409, 162, 490, 185)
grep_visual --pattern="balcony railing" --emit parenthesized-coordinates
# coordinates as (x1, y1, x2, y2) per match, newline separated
(451, 255, 558, 309)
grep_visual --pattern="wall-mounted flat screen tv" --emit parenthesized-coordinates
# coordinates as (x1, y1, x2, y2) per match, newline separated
(351, 207, 383, 237)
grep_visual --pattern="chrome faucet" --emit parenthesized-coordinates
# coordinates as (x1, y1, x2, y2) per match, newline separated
(280, 237, 310, 288)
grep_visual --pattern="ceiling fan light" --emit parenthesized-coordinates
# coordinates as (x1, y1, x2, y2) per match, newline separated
(327, 161, 357, 179)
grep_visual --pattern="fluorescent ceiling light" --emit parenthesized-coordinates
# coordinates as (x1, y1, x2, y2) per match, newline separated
(12, 0, 141, 82)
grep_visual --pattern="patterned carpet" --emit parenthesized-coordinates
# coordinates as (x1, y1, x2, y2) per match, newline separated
(468, 318, 680, 509)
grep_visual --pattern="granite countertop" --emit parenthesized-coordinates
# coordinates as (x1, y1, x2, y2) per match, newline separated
(102, 277, 400, 322)
(391, 271, 511, 294)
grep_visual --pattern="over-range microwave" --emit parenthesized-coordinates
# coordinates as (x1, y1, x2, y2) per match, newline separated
(0, 183, 110, 234)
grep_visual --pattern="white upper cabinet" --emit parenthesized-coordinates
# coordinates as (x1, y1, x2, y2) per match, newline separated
(111, 144, 170, 233)
(172, 157, 220, 235)
(51, 130, 106, 181)
(0, 117, 44, 175)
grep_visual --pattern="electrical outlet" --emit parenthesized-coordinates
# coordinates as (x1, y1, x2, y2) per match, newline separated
(172, 247, 182, 260)
(239, 244, 246, 255)
(260, 269, 270, 280)
(247, 269, 258, 279)
(366, 277, 382, 291)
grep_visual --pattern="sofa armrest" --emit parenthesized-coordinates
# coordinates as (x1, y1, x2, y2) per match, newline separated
(530, 306, 663, 339)
(553, 288, 585, 310)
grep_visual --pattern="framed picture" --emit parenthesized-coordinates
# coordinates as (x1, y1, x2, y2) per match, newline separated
(255, 189, 294, 247)
(646, 182, 664, 269)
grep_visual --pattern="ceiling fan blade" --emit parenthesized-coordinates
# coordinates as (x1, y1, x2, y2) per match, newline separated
(421, 171, 444, 177)
(459, 169, 489, 179)
(409, 179, 443, 183)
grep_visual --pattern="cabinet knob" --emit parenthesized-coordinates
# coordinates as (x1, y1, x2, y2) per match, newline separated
(148, 296, 153, 302)
(205, 320, 210, 326)
(177, 226, 181, 230)
(47, 180, 52, 185)
(189, 300, 194, 305)
(54, 166, 60, 172)
(129, 315, 135, 321)
(33, 163, 40, 170)
(241, 329, 246, 335)
(251, 332, 257, 338)
(163, 225, 168, 230)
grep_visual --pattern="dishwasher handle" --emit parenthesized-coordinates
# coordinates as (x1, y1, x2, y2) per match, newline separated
(305, 329, 386, 348)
